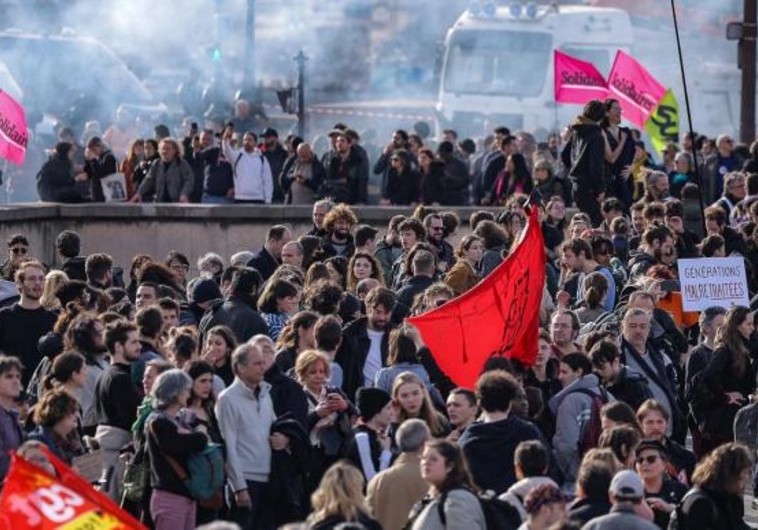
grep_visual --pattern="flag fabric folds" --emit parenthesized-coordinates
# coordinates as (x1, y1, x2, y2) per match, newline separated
(0, 90, 28, 166)
(645, 89, 680, 156)
(607, 50, 666, 127)
(409, 208, 546, 388)
(554, 50, 609, 104)
(0, 447, 146, 529)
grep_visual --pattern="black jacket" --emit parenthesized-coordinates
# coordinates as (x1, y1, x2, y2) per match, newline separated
(420, 161, 446, 204)
(85, 149, 118, 202)
(61, 256, 87, 281)
(269, 416, 311, 525)
(263, 143, 288, 203)
(458, 416, 542, 494)
(606, 365, 654, 412)
(392, 275, 435, 324)
(196, 146, 234, 197)
(335, 317, 393, 400)
(561, 121, 605, 196)
(280, 156, 325, 203)
(199, 296, 269, 344)
(383, 167, 421, 205)
(568, 496, 612, 526)
(247, 246, 279, 282)
(438, 156, 470, 205)
(37, 155, 86, 203)
(678, 486, 749, 530)
(265, 364, 309, 430)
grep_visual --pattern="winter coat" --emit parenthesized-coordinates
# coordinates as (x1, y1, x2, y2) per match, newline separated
(444, 259, 479, 296)
(374, 239, 402, 284)
(265, 363, 309, 430)
(383, 167, 421, 205)
(138, 157, 194, 202)
(438, 157, 470, 205)
(199, 296, 269, 344)
(561, 120, 606, 197)
(676, 486, 750, 530)
(392, 275, 435, 324)
(37, 155, 86, 202)
(548, 374, 614, 483)
(367, 452, 428, 530)
(269, 416, 310, 525)
(247, 246, 279, 282)
(702, 345, 756, 442)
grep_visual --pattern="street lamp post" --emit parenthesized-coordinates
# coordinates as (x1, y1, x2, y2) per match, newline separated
(294, 50, 308, 139)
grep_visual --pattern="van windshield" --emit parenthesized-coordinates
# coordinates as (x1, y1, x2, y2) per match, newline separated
(443, 30, 552, 97)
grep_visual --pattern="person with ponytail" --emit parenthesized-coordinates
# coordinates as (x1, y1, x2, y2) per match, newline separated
(575, 271, 610, 325)
(42, 351, 87, 402)
(274, 310, 319, 373)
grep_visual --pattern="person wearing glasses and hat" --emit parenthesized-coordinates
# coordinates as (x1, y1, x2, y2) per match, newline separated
(634, 439, 688, 529)
(1, 234, 30, 282)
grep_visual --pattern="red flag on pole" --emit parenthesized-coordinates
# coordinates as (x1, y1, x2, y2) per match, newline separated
(0, 448, 146, 529)
(409, 208, 546, 388)
(554, 50, 609, 104)
(0, 89, 28, 166)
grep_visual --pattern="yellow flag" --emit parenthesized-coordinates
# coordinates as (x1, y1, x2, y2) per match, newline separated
(645, 89, 679, 156)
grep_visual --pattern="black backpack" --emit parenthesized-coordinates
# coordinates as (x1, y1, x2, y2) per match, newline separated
(437, 488, 521, 530)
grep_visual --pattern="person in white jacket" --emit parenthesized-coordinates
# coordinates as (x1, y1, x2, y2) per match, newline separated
(222, 126, 273, 204)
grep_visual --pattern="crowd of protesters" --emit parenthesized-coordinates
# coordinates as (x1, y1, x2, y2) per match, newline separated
(2, 96, 758, 530)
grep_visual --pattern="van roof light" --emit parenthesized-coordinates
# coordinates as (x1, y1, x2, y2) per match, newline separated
(509, 3, 522, 18)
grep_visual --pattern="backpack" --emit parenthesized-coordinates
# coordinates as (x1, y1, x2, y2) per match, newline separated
(437, 488, 522, 530)
(568, 387, 609, 455)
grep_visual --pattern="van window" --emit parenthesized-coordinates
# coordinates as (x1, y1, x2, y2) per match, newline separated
(559, 46, 612, 77)
(443, 30, 552, 97)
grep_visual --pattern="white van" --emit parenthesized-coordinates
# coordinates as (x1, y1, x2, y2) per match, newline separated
(435, 3, 633, 138)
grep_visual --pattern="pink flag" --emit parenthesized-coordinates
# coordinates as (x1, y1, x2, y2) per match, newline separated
(607, 50, 666, 127)
(554, 50, 609, 104)
(0, 90, 28, 165)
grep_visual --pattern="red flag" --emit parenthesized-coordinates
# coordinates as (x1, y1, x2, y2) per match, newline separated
(554, 50, 609, 104)
(0, 449, 146, 529)
(409, 208, 546, 388)
(607, 50, 666, 127)
(0, 90, 28, 166)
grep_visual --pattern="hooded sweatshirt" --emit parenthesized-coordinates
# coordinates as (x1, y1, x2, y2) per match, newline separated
(459, 415, 541, 494)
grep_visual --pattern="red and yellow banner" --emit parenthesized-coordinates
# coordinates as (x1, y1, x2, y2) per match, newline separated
(0, 449, 145, 529)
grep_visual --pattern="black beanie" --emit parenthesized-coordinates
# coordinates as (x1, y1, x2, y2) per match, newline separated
(191, 278, 222, 304)
(356, 387, 391, 421)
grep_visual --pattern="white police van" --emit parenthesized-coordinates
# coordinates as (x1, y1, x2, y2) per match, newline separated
(435, 2, 633, 138)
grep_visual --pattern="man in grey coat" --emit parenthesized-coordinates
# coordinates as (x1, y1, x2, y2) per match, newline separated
(133, 138, 194, 203)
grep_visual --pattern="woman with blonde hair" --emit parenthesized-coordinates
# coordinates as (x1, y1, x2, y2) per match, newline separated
(296, 350, 355, 492)
(391, 371, 449, 437)
(307, 461, 381, 529)
(41, 270, 68, 311)
(444, 234, 483, 296)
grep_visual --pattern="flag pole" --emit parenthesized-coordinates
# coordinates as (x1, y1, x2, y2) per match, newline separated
(669, 0, 707, 233)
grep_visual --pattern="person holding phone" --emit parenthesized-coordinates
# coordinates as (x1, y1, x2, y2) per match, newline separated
(635, 440, 687, 529)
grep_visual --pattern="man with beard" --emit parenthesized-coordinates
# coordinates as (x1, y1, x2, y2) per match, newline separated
(321, 204, 358, 259)
(704, 205, 749, 257)
(374, 215, 405, 284)
(423, 213, 455, 271)
(0, 261, 56, 386)
(199, 267, 269, 344)
(308, 199, 333, 238)
(336, 287, 396, 400)
(324, 130, 367, 205)
(248, 225, 293, 282)
(94, 319, 142, 499)
(261, 128, 288, 203)
(84, 136, 118, 202)
(642, 171, 672, 203)
(373, 129, 410, 199)
(1, 234, 31, 282)
(627, 225, 675, 282)
(222, 126, 273, 204)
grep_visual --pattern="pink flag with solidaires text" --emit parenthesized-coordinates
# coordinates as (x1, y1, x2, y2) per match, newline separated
(0, 89, 28, 165)
(607, 50, 666, 127)
(554, 50, 609, 104)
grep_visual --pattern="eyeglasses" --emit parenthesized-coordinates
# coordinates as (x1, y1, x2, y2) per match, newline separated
(10, 247, 27, 255)
(636, 454, 660, 465)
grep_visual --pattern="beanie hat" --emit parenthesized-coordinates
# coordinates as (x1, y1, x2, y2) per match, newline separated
(38, 332, 64, 360)
(356, 387, 391, 421)
(191, 278, 222, 304)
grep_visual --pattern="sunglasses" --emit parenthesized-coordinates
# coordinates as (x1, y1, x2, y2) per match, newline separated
(636, 454, 660, 465)
(10, 247, 28, 255)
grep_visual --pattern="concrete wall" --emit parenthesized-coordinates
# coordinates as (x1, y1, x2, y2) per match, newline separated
(0, 204, 491, 275)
